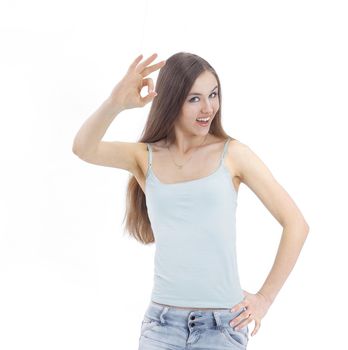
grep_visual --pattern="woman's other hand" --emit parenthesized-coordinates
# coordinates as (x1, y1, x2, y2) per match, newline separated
(229, 290, 273, 337)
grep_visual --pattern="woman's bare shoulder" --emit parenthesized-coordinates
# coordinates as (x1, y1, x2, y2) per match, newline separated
(225, 138, 250, 176)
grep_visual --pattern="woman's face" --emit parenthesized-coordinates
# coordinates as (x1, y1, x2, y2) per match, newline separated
(176, 70, 220, 136)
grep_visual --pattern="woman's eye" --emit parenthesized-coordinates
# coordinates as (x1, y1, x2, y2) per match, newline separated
(189, 92, 218, 103)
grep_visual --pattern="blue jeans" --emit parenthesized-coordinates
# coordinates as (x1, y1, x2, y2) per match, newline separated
(138, 300, 250, 349)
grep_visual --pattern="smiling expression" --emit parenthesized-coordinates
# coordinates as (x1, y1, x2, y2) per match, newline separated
(176, 70, 220, 135)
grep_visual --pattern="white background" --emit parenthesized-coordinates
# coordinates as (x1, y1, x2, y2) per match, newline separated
(1, 0, 347, 349)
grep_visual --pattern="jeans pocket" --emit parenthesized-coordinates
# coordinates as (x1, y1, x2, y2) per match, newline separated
(221, 326, 248, 349)
(141, 315, 161, 336)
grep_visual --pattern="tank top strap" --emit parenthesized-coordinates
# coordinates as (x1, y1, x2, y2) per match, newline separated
(219, 137, 232, 165)
(146, 143, 153, 170)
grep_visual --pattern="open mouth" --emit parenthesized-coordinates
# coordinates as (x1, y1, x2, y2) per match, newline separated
(195, 117, 211, 127)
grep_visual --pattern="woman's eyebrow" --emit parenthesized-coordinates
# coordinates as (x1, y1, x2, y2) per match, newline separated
(188, 85, 218, 96)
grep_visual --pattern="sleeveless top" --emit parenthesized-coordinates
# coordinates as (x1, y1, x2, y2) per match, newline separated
(145, 137, 245, 308)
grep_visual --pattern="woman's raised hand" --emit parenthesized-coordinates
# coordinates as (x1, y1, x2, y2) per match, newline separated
(108, 53, 166, 111)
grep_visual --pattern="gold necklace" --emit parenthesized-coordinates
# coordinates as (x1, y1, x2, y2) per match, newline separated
(166, 134, 209, 169)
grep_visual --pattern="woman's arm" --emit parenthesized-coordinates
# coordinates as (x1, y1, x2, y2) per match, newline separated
(71, 53, 165, 173)
(233, 141, 310, 304)
(72, 99, 124, 158)
(71, 99, 140, 172)
(257, 222, 309, 305)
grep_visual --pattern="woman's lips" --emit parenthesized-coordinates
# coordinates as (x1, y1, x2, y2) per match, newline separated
(195, 117, 211, 127)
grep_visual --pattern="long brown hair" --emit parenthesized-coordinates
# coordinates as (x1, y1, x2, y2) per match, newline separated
(122, 51, 231, 244)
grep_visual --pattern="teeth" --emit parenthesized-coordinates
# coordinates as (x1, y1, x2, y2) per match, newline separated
(196, 117, 210, 122)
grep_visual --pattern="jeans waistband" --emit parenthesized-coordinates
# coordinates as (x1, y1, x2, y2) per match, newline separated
(143, 300, 248, 332)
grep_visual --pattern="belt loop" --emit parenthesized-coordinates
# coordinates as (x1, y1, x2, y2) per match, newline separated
(159, 306, 169, 325)
(213, 311, 223, 330)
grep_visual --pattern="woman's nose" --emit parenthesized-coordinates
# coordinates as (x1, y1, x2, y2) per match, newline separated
(201, 99, 214, 111)
(201, 105, 213, 114)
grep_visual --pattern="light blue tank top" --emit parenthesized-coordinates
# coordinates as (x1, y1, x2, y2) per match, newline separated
(145, 137, 244, 308)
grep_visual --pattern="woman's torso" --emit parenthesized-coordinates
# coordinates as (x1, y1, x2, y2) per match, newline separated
(133, 135, 243, 310)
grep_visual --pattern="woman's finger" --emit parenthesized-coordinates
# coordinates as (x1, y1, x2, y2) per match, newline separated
(147, 78, 154, 93)
(138, 78, 157, 104)
(230, 303, 242, 313)
(128, 54, 143, 71)
(141, 78, 154, 94)
(230, 309, 251, 327)
(135, 53, 158, 73)
(234, 317, 252, 331)
(251, 319, 261, 336)
(140, 60, 166, 77)
(139, 90, 157, 106)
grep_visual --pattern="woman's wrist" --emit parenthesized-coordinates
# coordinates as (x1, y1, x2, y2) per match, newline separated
(257, 290, 274, 305)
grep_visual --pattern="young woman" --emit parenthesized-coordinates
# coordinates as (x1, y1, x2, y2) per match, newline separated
(72, 52, 310, 349)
